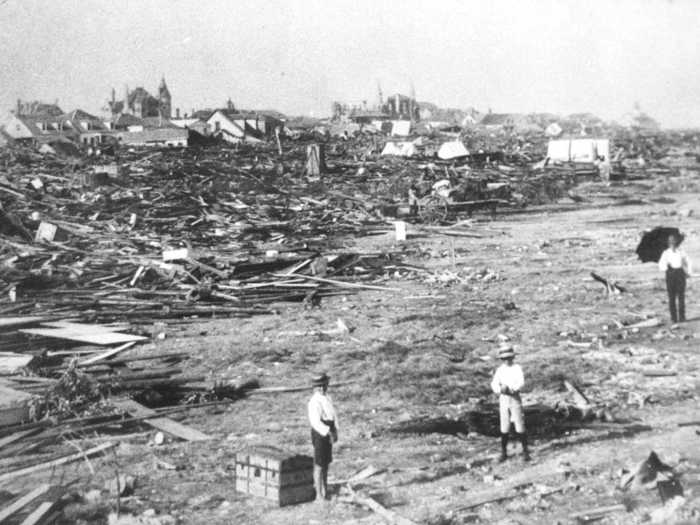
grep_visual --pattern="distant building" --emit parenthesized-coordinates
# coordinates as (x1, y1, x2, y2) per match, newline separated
(381, 93, 419, 121)
(206, 103, 283, 143)
(2, 106, 112, 146)
(478, 113, 543, 133)
(116, 127, 189, 148)
(109, 77, 172, 119)
(14, 100, 64, 118)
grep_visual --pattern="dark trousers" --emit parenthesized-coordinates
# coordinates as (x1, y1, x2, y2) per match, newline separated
(666, 268, 686, 322)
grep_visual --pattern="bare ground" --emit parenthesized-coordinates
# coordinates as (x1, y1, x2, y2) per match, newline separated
(16, 184, 700, 524)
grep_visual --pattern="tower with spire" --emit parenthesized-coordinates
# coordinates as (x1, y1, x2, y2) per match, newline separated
(158, 76, 172, 118)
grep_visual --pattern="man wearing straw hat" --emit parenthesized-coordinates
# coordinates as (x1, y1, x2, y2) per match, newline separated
(491, 344, 530, 462)
(308, 372, 338, 501)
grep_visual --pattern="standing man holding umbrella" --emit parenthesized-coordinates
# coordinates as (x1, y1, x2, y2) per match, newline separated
(658, 233, 692, 323)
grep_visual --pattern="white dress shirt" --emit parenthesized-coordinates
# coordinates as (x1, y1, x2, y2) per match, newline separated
(308, 391, 338, 436)
(491, 363, 524, 395)
(659, 248, 691, 274)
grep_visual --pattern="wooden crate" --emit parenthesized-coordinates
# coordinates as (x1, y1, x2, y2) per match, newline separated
(0, 385, 35, 427)
(235, 446, 315, 506)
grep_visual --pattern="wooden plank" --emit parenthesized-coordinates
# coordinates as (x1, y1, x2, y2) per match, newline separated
(19, 328, 146, 346)
(20, 499, 59, 525)
(0, 428, 39, 450)
(78, 342, 136, 366)
(0, 442, 115, 484)
(348, 487, 417, 525)
(271, 273, 398, 292)
(111, 399, 210, 442)
(564, 380, 591, 408)
(0, 317, 47, 329)
(40, 321, 130, 332)
(0, 353, 34, 375)
(569, 504, 627, 521)
(0, 484, 50, 522)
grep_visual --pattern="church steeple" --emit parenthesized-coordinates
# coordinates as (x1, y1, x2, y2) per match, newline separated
(158, 76, 172, 118)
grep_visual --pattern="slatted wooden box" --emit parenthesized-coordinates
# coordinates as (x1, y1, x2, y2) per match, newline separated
(235, 446, 315, 506)
(0, 385, 35, 427)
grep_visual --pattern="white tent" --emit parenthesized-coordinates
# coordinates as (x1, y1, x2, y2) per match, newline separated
(381, 141, 417, 157)
(547, 138, 610, 163)
(437, 141, 469, 160)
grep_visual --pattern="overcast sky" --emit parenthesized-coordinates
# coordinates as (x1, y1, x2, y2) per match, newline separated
(1, 0, 698, 127)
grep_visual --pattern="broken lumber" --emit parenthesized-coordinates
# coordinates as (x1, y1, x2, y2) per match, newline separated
(564, 380, 591, 409)
(21, 499, 60, 525)
(348, 487, 417, 525)
(0, 484, 51, 522)
(78, 341, 136, 366)
(627, 318, 662, 329)
(111, 399, 210, 441)
(0, 442, 116, 485)
(569, 504, 627, 522)
(272, 273, 398, 292)
(590, 272, 626, 293)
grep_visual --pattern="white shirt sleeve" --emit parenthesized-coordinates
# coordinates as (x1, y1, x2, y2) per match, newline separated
(659, 250, 669, 272)
(308, 397, 329, 436)
(491, 367, 502, 394)
(684, 252, 692, 275)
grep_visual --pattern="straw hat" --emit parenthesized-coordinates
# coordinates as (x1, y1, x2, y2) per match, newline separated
(497, 344, 515, 360)
(311, 372, 330, 387)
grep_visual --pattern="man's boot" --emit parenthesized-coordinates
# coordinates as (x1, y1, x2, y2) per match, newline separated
(518, 432, 531, 461)
(499, 433, 509, 462)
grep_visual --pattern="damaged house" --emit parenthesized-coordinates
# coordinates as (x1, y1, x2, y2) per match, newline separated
(2, 103, 112, 147)
(206, 101, 283, 143)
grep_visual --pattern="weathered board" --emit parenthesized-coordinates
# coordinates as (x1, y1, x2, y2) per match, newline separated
(0, 317, 47, 329)
(111, 398, 210, 441)
(20, 328, 146, 346)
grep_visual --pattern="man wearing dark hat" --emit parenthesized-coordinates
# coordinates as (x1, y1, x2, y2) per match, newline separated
(490, 344, 530, 462)
(308, 372, 338, 501)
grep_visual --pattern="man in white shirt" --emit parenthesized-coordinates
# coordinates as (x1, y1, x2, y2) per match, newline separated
(658, 233, 691, 323)
(491, 344, 530, 462)
(308, 372, 338, 501)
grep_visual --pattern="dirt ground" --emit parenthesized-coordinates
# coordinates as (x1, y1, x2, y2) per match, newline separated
(18, 181, 700, 524)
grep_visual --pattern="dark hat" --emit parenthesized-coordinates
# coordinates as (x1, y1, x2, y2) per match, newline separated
(311, 372, 330, 387)
(497, 344, 515, 360)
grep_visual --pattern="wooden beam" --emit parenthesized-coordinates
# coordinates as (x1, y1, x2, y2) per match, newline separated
(564, 380, 591, 408)
(78, 341, 136, 366)
(20, 499, 59, 525)
(0, 442, 115, 485)
(272, 273, 398, 292)
(0, 484, 50, 521)
(111, 399, 210, 441)
(569, 504, 627, 521)
(0, 428, 40, 451)
(348, 487, 417, 525)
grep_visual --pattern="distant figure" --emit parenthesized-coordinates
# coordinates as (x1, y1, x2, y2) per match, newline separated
(596, 155, 611, 183)
(491, 344, 530, 462)
(308, 372, 338, 501)
(408, 184, 419, 216)
(658, 233, 691, 323)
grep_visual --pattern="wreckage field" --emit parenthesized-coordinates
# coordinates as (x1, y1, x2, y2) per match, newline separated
(2, 141, 700, 524)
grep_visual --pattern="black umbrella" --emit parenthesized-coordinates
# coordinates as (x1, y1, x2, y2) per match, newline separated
(636, 227, 683, 263)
